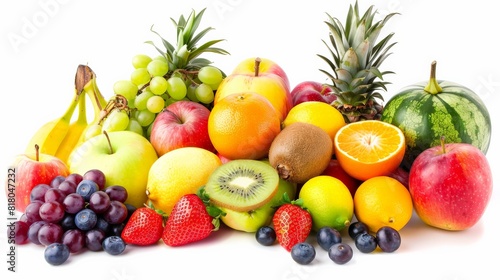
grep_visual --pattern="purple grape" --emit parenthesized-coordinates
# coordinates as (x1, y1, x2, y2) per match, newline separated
(85, 229, 105, 251)
(328, 243, 353, 264)
(9, 221, 29, 245)
(88, 191, 111, 214)
(376, 226, 401, 253)
(28, 220, 47, 245)
(63, 193, 85, 214)
(39, 201, 65, 223)
(83, 169, 106, 190)
(104, 185, 128, 203)
(60, 213, 76, 231)
(65, 173, 83, 186)
(44, 188, 66, 204)
(103, 201, 128, 225)
(25, 201, 43, 224)
(30, 184, 51, 202)
(57, 180, 77, 196)
(38, 223, 63, 246)
(348, 221, 369, 239)
(62, 229, 86, 253)
(50, 175, 66, 188)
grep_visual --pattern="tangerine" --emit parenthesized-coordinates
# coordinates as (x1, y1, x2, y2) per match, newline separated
(208, 92, 281, 160)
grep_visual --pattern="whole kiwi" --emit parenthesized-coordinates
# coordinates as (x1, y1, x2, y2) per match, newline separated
(268, 122, 333, 184)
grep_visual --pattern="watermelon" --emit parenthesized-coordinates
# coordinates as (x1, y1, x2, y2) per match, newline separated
(381, 61, 491, 171)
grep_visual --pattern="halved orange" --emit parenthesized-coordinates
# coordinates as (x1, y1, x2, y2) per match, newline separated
(334, 120, 405, 181)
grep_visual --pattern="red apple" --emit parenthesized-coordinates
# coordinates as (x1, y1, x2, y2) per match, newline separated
(291, 81, 336, 106)
(7, 145, 69, 212)
(387, 166, 409, 189)
(214, 57, 293, 121)
(321, 159, 360, 198)
(408, 139, 493, 231)
(149, 100, 215, 157)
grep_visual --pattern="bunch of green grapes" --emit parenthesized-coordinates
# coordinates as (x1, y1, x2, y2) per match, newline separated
(101, 53, 224, 138)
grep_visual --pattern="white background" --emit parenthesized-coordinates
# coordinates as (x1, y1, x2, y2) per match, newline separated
(1, 0, 498, 279)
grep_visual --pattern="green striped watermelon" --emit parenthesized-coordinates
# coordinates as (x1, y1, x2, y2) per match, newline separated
(381, 61, 491, 171)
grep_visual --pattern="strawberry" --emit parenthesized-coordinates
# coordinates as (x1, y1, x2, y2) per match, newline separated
(272, 193, 312, 251)
(162, 188, 224, 247)
(121, 203, 166, 246)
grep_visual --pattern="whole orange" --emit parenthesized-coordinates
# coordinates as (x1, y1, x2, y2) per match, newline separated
(208, 92, 281, 160)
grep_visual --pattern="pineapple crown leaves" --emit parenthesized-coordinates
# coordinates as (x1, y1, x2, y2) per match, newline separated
(318, 1, 398, 99)
(197, 187, 226, 231)
(145, 8, 230, 71)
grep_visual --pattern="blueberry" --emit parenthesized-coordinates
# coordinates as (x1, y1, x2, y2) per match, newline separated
(328, 243, 353, 264)
(316, 226, 342, 251)
(355, 232, 377, 253)
(102, 236, 126, 256)
(76, 180, 99, 201)
(75, 209, 97, 231)
(255, 226, 276, 246)
(291, 242, 316, 265)
(44, 243, 70, 266)
(376, 226, 401, 253)
(348, 221, 369, 239)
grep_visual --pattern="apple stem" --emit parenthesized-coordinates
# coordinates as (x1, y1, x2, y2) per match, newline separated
(254, 57, 261, 77)
(35, 144, 40, 161)
(440, 135, 447, 154)
(103, 130, 114, 154)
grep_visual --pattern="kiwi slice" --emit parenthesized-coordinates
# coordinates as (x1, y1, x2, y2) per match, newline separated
(204, 159, 280, 212)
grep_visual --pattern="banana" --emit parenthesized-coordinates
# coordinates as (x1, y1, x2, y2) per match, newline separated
(24, 85, 81, 156)
(73, 65, 108, 148)
(54, 88, 87, 164)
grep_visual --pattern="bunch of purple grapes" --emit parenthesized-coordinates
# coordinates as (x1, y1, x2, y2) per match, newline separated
(11, 169, 134, 265)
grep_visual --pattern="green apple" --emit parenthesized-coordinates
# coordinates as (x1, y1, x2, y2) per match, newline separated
(220, 177, 297, 233)
(67, 131, 158, 208)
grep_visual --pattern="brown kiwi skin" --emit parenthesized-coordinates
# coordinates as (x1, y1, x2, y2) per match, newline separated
(268, 122, 333, 184)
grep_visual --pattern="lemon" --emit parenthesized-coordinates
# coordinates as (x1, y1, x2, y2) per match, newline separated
(146, 147, 222, 215)
(298, 175, 353, 232)
(354, 176, 413, 233)
(282, 101, 345, 143)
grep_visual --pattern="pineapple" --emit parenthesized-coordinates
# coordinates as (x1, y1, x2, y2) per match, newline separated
(146, 8, 230, 79)
(318, 1, 398, 123)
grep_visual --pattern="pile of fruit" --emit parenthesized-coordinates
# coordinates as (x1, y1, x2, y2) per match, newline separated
(7, 1, 493, 267)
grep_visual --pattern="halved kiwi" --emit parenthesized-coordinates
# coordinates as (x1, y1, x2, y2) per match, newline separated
(204, 159, 280, 212)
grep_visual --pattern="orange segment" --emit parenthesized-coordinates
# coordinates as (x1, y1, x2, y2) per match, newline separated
(334, 120, 405, 181)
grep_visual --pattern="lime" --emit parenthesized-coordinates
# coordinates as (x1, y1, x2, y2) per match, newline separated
(298, 175, 353, 231)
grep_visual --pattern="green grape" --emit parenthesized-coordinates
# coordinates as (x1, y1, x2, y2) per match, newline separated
(150, 76, 168, 95)
(128, 98, 136, 109)
(84, 124, 102, 141)
(195, 83, 215, 104)
(102, 110, 130, 132)
(186, 84, 199, 102)
(132, 54, 152, 69)
(147, 95, 165, 114)
(167, 77, 187, 100)
(134, 90, 154, 111)
(207, 80, 222, 91)
(126, 118, 144, 136)
(113, 80, 138, 101)
(136, 109, 156, 127)
(153, 55, 168, 63)
(198, 66, 223, 85)
(147, 59, 169, 77)
(130, 68, 151, 86)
